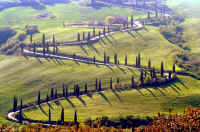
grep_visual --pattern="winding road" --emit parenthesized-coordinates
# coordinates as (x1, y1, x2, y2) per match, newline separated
(7, 2, 175, 124)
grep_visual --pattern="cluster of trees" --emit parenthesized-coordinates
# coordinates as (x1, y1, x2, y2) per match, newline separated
(77, 26, 112, 42)
(31, 34, 58, 56)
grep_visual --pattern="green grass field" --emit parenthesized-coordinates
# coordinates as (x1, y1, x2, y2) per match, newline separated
(23, 75, 200, 122)
(0, 0, 200, 125)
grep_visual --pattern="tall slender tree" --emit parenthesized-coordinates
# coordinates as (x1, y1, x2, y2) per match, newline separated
(136, 56, 138, 67)
(62, 84, 65, 97)
(49, 108, 51, 122)
(107, 25, 110, 33)
(114, 54, 118, 65)
(161, 62, 164, 77)
(37, 91, 41, 105)
(61, 108, 64, 123)
(103, 26, 106, 36)
(168, 71, 172, 79)
(99, 31, 101, 39)
(42, 34, 46, 56)
(65, 86, 68, 97)
(77, 32, 81, 41)
(125, 55, 128, 65)
(19, 99, 23, 123)
(52, 34, 56, 55)
(55, 89, 58, 98)
(46, 94, 49, 102)
(51, 88, 54, 98)
(173, 64, 176, 73)
(30, 33, 33, 44)
(13, 96, 18, 112)
(74, 110, 78, 124)
(131, 15, 134, 27)
(104, 52, 107, 64)
(110, 77, 113, 89)
(107, 56, 110, 64)
(148, 59, 151, 69)
(83, 32, 85, 41)
(95, 78, 98, 90)
(98, 79, 102, 91)
(117, 77, 120, 84)
(131, 76, 135, 88)
(140, 71, 144, 85)
(33, 43, 36, 54)
(85, 83, 88, 94)
(93, 27, 96, 37)
(138, 53, 141, 67)
(87, 32, 91, 41)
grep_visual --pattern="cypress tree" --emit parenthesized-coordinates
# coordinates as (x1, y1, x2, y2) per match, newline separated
(49, 108, 51, 122)
(168, 71, 172, 80)
(138, 53, 141, 67)
(173, 64, 176, 73)
(131, 15, 134, 27)
(85, 83, 88, 94)
(117, 77, 120, 84)
(114, 54, 118, 65)
(107, 25, 110, 33)
(147, 12, 150, 19)
(161, 62, 164, 77)
(19, 99, 23, 123)
(83, 32, 85, 41)
(107, 56, 110, 64)
(153, 68, 156, 78)
(140, 71, 144, 85)
(95, 78, 98, 90)
(87, 32, 91, 41)
(46, 94, 49, 102)
(99, 31, 101, 39)
(98, 79, 102, 91)
(30, 33, 33, 44)
(55, 89, 58, 98)
(125, 55, 128, 65)
(77, 32, 80, 41)
(33, 43, 36, 54)
(76, 84, 80, 97)
(103, 27, 106, 36)
(46, 42, 49, 53)
(62, 84, 65, 97)
(37, 91, 41, 105)
(93, 56, 96, 63)
(136, 56, 138, 67)
(55, 45, 58, 55)
(13, 96, 18, 112)
(74, 84, 76, 95)
(148, 59, 151, 69)
(65, 86, 68, 97)
(104, 52, 106, 64)
(52, 34, 56, 55)
(42, 34, 46, 56)
(93, 27, 96, 37)
(131, 76, 135, 88)
(74, 110, 78, 124)
(51, 88, 54, 98)
(61, 108, 64, 123)
(110, 77, 113, 89)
